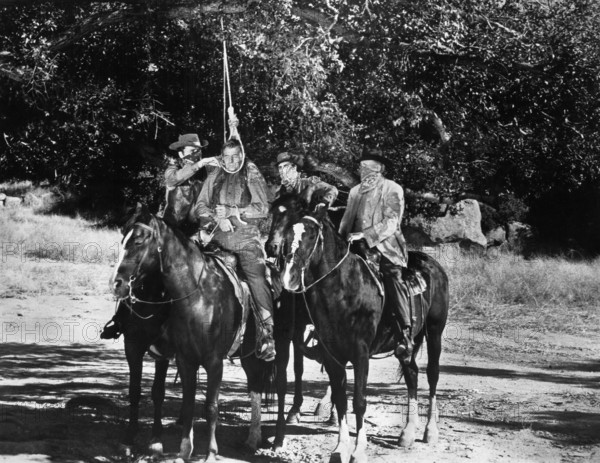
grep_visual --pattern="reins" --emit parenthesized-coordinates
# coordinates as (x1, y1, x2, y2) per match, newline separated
(287, 216, 351, 294)
(285, 213, 387, 368)
(123, 222, 206, 308)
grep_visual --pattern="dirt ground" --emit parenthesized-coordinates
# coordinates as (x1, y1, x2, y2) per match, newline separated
(1, 295, 599, 463)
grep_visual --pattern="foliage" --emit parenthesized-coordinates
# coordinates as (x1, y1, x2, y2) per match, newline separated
(1, 0, 599, 250)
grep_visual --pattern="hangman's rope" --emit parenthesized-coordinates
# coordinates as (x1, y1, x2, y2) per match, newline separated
(221, 18, 245, 174)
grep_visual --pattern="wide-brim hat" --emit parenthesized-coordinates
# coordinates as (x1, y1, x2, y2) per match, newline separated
(360, 147, 391, 169)
(169, 133, 209, 151)
(276, 151, 304, 168)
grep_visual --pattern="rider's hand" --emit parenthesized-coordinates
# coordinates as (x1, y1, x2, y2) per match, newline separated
(217, 218, 234, 232)
(197, 158, 220, 170)
(348, 232, 365, 243)
(215, 205, 231, 219)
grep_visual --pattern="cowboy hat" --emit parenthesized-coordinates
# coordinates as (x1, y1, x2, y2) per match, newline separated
(168, 134, 209, 151)
(276, 151, 304, 168)
(360, 147, 391, 170)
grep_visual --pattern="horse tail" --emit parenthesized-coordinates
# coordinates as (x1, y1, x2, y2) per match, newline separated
(262, 361, 277, 412)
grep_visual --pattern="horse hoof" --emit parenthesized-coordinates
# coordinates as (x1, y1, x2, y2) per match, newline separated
(286, 411, 301, 424)
(398, 432, 415, 448)
(329, 451, 350, 463)
(424, 426, 439, 444)
(350, 451, 368, 463)
(314, 403, 330, 419)
(272, 438, 286, 451)
(326, 408, 338, 426)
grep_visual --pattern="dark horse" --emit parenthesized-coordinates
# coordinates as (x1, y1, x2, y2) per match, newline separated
(110, 204, 273, 461)
(270, 193, 449, 463)
(267, 194, 341, 448)
(108, 210, 172, 454)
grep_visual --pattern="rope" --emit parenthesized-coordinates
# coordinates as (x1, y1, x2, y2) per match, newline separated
(220, 18, 245, 175)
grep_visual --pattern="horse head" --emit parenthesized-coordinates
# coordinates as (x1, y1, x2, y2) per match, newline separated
(266, 193, 309, 259)
(110, 203, 165, 300)
(281, 205, 329, 292)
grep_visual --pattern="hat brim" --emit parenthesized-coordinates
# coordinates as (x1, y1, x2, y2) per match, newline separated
(360, 154, 391, 170)
(169, 139, 209, 151)
(276, 155, 304, 168)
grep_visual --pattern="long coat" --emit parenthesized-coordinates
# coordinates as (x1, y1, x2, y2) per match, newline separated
(338, 177, 408, 267)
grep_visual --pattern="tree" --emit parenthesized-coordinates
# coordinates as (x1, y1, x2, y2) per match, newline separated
(1, 0, 599, 252)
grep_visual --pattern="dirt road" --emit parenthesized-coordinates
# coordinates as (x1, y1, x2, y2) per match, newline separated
(1, 295, 599, 462)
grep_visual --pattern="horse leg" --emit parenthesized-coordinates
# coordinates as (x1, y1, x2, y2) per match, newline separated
(287, 326, 305, 424)
(123, 339, 144, 446)
(274, 332, 291, 449)
(424, 326, 442, 444)
(204, 358, 223, 462)
(398, 349, 420, 448)
(177, 359, 197, 461)
(350, 344, 370, 463)
(325, 364, 350, 463)
(315, 385, 337, 424)
(149, 357, 169, 455)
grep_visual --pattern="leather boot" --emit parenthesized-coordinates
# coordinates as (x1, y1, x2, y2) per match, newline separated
(100, 301, 129, 340)
(100, 319, 122, 339)
(394, 327, 414, 365)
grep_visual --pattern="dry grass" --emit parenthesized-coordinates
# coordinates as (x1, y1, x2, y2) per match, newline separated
(1, 206, 119, 297)
(447, 251, 600, 334)
(2, 186, 599, 335)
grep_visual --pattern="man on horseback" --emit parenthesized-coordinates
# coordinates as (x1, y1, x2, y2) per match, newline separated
(338, 147, 413, 364)
(101, 133, 217, 340)
(194, 138, 276, 362)
(160, 133, 220, 236)
(275, 151, 338, 207)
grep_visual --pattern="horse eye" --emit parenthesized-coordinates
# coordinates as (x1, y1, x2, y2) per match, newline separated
(278, 206, 287, 213)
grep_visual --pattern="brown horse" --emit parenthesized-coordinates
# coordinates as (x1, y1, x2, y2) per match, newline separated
(272, 194, 449, 462)
(110, 204, 273, 461)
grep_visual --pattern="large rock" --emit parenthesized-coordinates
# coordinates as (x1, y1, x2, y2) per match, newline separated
(486, 226, 507, 247)
(4, 196, 22, 208)
(507, 221, 534, 252)
(24, 192, 43, 207)
(405, 199, 487, 248)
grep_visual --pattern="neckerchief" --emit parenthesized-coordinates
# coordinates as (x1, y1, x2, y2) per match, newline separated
(359, 172, 383, 193)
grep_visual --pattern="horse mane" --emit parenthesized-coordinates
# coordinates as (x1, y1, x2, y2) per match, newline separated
(271, 192, 309, 215)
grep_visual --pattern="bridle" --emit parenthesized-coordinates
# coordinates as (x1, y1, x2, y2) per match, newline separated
(121, 221, 203, 306)
(286, 215, 351, 294)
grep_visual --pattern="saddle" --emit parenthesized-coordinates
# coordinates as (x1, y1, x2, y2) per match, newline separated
(198, 242, 279, 357)
(357, 245, 428, 298)
(198, 244, 250, 356)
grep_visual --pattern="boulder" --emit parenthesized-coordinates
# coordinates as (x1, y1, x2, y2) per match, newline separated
(486, 226, 507, 247)
(507, 221, 534, 252)
(24, 192, 43, 207)
(405, 199, 487, 248)
(4, 196, 22, 208)
(0, 192, 5, 207)
(41, 192, 60, 207)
